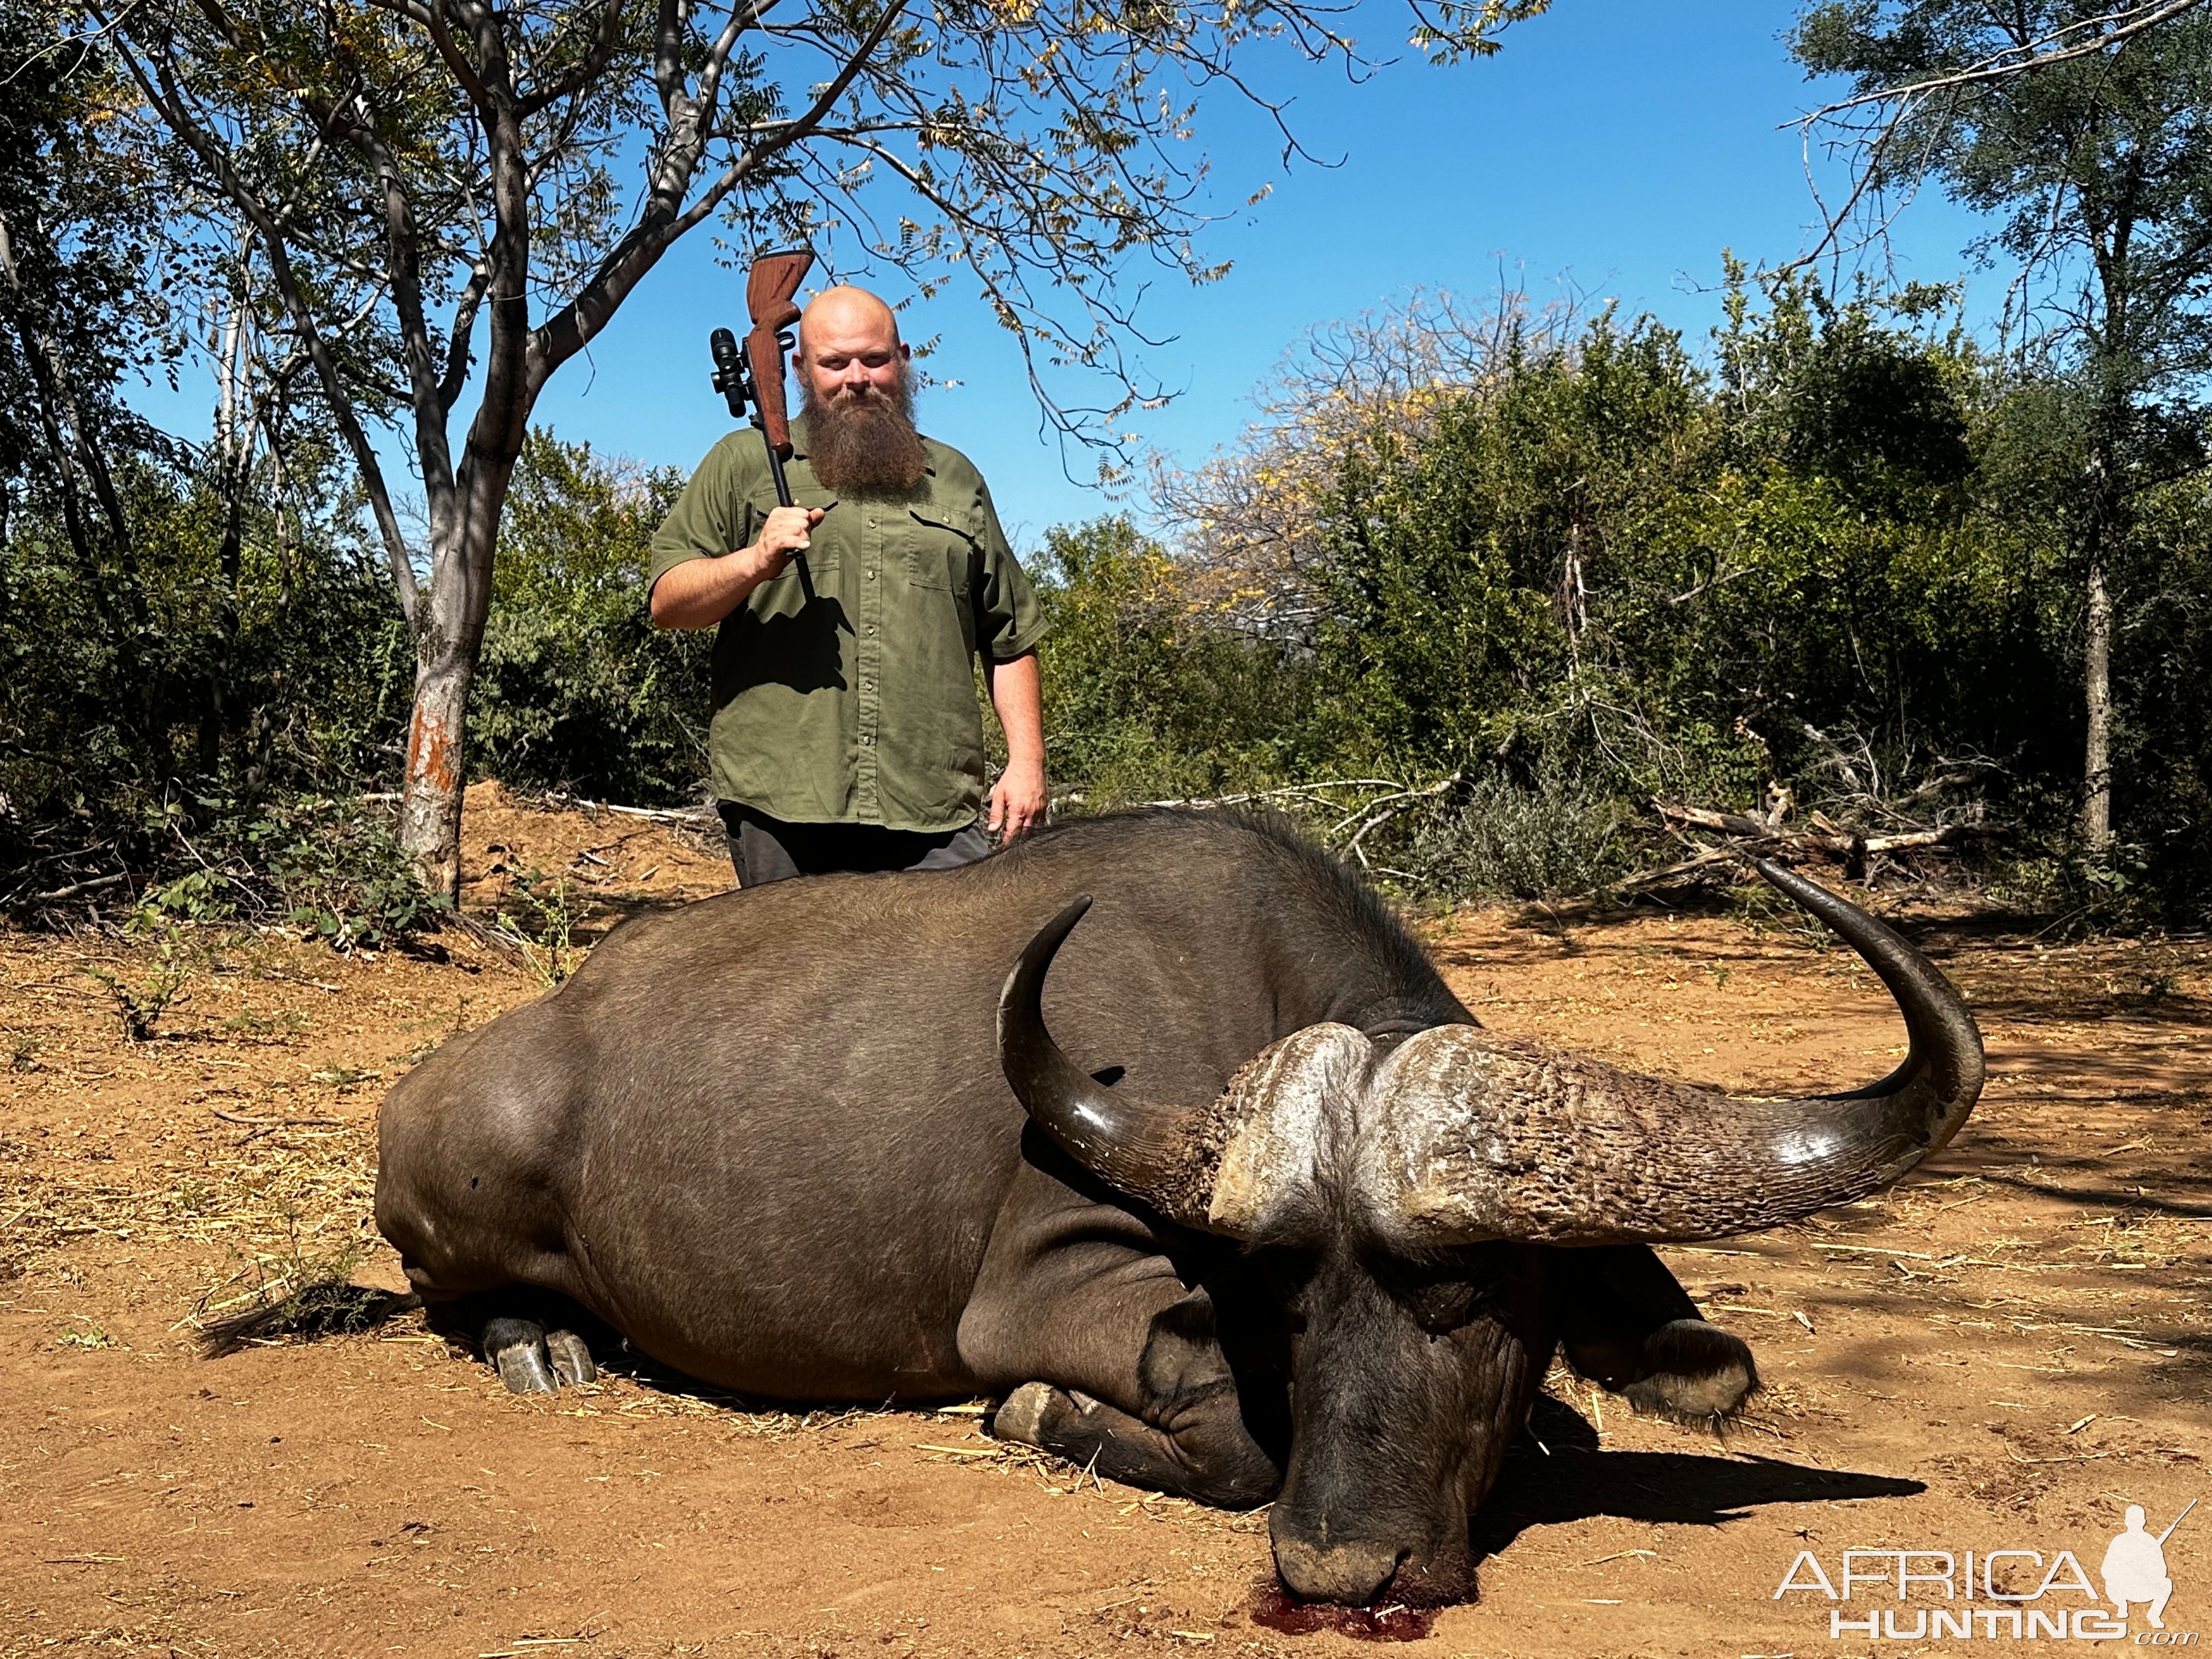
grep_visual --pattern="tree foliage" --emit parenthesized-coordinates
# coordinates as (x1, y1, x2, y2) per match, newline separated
(1099, 274, 2212, 916)
(12, 0, 2212, 931)
(471, 430, 705, 802)
(1032, 515, 1316, 806)
(0, 0, 432, 934)
(1792, 0, 2212, 850)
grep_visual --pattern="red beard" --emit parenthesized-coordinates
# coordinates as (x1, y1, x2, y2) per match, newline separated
(803, 374, 927, 495)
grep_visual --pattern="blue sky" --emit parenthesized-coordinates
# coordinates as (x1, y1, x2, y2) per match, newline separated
(527, 0, 1994, 548)
(138, 1, 1997, 553)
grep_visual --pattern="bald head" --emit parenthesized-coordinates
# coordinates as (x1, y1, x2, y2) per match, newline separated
(799, 285, 903, 361)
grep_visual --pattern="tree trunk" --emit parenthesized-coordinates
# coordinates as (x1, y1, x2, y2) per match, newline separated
(201, 462, 246, 776)
(396, 438, 517, 899)
(397, 505, 492, 900)
(2081, 551, 2113, 850)
(399, 633, 476, 900)
(2078, 367, 2125, 856)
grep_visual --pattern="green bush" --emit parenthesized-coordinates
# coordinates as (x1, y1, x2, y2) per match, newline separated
(1033, 516, 1317, 808)
(130, 794, 445, 953)
(1406, 763, 1634, 902)
(245, 798, 448, 951)
(469, 430, 710, 804)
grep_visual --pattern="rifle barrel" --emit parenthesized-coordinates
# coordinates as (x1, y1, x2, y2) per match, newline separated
(2157, 1497, 2197, 1544)
(759, 426, 795, 509)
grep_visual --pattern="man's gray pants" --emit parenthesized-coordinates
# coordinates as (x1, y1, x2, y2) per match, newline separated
(716, 800, 991, 888)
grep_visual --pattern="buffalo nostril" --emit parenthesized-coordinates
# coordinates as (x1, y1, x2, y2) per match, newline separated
(1269, 1533, 1402, 1606)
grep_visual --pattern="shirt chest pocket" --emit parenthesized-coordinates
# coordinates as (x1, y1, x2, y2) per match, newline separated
(902, 509, 981, 592)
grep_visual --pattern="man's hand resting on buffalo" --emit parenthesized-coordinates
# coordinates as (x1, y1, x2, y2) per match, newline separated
(985, 651, 1048, 844)
(649, 504, 827, 630)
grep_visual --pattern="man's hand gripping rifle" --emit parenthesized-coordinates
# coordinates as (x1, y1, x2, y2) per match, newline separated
(709, 247, 816, 591)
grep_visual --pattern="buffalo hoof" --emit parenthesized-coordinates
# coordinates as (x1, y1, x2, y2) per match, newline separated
(991, 1381, 1107, 1447)
(546, 1328, 596, 1386)
(482, 1317, 597, 1394)
(991, 1381, 1062, 1446)
(1623, 1318, 1757, 1420)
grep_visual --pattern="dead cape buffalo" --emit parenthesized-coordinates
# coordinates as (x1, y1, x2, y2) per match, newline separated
(374, 810, 1982, 1607)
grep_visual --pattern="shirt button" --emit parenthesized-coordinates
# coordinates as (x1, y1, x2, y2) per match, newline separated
(867, 625, 877, 637)
(866, 568, 877, 581)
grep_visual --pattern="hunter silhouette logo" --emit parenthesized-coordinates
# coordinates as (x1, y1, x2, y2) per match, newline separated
(2106, 1500, 2192, 1630)
(1772, 1496, 2198, 1642)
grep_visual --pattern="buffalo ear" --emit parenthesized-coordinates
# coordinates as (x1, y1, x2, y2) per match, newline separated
(1136, 1290, 1226, 1401)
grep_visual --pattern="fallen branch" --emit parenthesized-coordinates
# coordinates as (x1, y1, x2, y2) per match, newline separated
(1653, 800, 1778, 839)
(1140, 779, 1410, 811)
(539, 791, 719, 826)
(1613, 845, 1747, 894)
(18, 872, 131, 905)
(1650, 799, 2001, 860)
(1335, 774, 1465, 867)
(1624, 798, 2010, 895)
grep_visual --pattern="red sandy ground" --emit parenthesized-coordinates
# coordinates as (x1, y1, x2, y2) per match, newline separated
(3, 785, 2208, 1658)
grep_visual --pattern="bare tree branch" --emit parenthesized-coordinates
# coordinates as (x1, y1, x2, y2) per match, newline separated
(1784, 0, 2211, 274)
(439, 257, 492, 412)
(517, 0, 630, 117)
(1803, 0, 2207, 117)
(358, 0, 499, 110)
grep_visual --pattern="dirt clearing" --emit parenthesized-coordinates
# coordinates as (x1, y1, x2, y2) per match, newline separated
(4, 794, 2209, 1657)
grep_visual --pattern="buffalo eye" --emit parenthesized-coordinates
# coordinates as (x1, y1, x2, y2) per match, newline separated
(1399, 1278, 1479, 1336)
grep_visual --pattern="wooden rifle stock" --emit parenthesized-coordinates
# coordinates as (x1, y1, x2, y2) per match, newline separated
(744, 249, 814, 462)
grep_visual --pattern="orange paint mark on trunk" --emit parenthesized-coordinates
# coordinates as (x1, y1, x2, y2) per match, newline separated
(405, 706, 461, 794)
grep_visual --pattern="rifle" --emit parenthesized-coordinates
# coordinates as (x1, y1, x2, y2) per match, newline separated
(709, 247, 816, 586)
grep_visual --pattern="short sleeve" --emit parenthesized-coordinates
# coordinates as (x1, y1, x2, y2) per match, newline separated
(970, 478, 1049, 662)
(648, 435, 759, 596)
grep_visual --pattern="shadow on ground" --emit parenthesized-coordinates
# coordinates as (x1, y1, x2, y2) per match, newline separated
(1471, 1394, 1924, 1562)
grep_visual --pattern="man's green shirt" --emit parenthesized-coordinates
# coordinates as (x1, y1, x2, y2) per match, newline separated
(648, 415, 1048, 832)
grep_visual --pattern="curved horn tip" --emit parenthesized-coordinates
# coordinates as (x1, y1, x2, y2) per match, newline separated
(1018, 896, 1093, 968)
(1752, 855, 1801, 890)
(1000, 896, 1096, 1035)
(1048, 894, 1095, 935)
(1753, 857, 1857, 918)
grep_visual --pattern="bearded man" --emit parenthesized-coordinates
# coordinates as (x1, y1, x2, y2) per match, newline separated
(650, 285, 1050, 887)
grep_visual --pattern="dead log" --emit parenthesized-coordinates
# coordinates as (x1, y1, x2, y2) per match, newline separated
(1627, 800, 2005, 894)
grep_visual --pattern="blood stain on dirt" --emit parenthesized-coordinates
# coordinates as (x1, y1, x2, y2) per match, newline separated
(1247, 1581, 1440, 1641)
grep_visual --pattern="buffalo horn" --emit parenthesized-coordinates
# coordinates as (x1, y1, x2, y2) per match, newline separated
(1376, 859, 1986, 1245)
(996, 897, 1233, 1232)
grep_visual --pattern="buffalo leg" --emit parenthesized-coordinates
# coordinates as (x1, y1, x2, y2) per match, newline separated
(988, 1289, 1279, 1507)
(960, 1159, 1281, 1505)
(1551, 1244, 1756, 1420)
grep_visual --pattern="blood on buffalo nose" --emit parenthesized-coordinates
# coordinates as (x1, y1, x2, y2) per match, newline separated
(1270, 1531, 1402, 1605)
